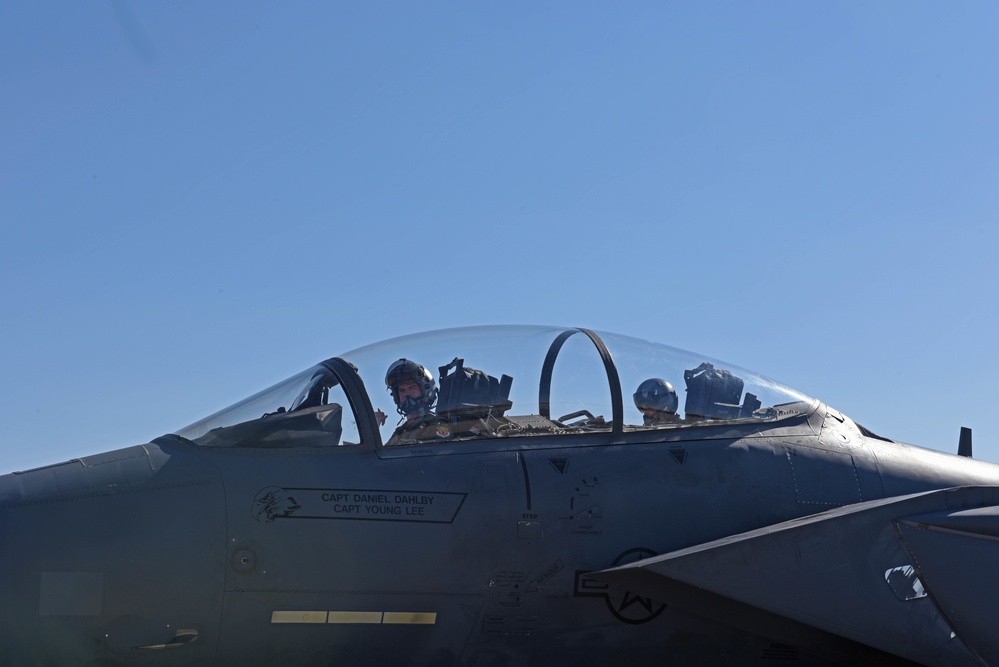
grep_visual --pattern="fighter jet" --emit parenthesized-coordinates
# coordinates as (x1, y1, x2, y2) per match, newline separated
(2, 325, 998, 666)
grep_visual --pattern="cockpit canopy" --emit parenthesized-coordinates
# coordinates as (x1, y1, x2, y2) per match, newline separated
(174, 325, 815, 448)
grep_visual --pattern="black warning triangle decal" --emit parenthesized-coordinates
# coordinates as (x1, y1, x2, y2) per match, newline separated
(549, 458, 569, 475)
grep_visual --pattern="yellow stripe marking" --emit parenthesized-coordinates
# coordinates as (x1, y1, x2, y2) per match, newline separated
(271, 610, 437, 625)
(271, 611, 328, 624)
(327, 611, 384, 624)
(382, 612, 437, 625)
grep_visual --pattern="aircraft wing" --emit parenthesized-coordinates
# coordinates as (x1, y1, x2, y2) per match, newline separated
(592, 486, 999, 667)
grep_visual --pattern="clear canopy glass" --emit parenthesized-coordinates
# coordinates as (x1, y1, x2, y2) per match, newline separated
(174, 325, 815, 448)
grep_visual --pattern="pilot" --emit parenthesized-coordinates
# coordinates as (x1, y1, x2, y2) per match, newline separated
(381, 359, 452, 446)
(634, 378, 681, 426)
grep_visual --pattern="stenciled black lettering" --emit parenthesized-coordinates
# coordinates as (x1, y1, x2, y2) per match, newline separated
(333, 504, 360, 514)
(355, 493, 389, 504)
(394, 494, 435, 505)
(365, 505, 402, 515)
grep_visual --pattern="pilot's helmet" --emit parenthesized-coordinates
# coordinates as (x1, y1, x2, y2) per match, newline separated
(385, 359, 438, 417)
(633, 378, 678, 414)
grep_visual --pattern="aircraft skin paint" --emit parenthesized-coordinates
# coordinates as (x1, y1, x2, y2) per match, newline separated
(2, 326, 997, 666)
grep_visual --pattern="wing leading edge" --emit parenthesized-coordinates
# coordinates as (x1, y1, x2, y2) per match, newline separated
(592, 487, 999, 667)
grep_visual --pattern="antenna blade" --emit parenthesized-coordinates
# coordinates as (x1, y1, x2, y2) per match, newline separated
(958, 427, 973, 458)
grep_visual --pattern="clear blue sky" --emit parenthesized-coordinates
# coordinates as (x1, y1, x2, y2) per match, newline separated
(2, 2, 997, 473)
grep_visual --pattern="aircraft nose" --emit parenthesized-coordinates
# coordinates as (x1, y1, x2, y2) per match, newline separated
(0, 469, 45, 660)
(0, 442, 226, 665)
(0, 462, 112, 661)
